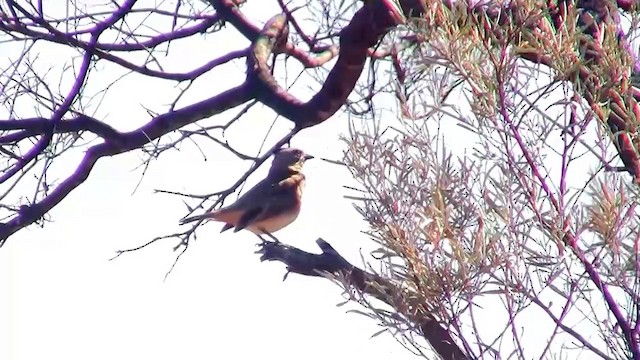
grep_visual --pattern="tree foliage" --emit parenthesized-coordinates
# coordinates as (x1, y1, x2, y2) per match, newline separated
(2, 0, 640, 359)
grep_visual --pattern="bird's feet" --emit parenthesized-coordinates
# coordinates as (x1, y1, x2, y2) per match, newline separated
(256, 230, 280, 244)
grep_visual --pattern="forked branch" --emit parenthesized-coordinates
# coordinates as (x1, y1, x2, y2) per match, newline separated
(214, 0, 408, 129)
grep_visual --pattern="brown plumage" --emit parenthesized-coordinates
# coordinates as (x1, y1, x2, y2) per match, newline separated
(179, 148, 314, 234)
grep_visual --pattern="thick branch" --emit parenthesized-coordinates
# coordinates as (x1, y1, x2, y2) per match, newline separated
(214, 0, 408, 129)
(0, 84, 254, 243)
(0, 115, 122, 143)
(258, 239, 469, 360)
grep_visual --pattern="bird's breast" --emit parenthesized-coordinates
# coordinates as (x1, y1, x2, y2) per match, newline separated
(248, 205, 301, 234)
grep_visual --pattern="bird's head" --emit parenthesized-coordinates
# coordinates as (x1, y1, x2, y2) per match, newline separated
(270, 148, 314, 173)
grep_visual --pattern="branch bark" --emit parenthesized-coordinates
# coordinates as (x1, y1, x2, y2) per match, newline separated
(258, 238, 469, 360)
(212, 0, 408, 129)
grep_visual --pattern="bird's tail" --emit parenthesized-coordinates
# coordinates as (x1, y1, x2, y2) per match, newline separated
(179, 208, 241, 226)
(179, 213, 213, 225)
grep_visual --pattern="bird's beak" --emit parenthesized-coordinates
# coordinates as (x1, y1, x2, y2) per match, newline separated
(304, 154, 315, 160)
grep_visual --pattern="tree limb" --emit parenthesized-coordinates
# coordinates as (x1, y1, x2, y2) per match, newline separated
(0, 84, 254, 243)
(213, 0, 408, 129)
(258, 238, 469, 360)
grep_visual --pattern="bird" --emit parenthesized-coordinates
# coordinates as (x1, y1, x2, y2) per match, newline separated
(179, 148, 314, 235)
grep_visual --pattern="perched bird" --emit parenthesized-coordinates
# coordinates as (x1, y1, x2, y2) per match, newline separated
(179, 148, 314, 235)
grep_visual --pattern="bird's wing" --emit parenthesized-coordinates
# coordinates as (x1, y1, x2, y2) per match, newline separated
(180, 179, 285, 226)
(231, 176, 302, 232)
(233, 206, 266, 232)
(222, 178, 276, 211)
(206, 179, 276, 231)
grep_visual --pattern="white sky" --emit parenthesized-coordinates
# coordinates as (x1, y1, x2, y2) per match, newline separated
(0, 1, 430, 359)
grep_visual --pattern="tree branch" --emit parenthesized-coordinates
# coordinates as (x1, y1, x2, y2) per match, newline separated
(487, 0, 640, 182)
(258, 238, 469, 360)
(213, 0, 408, 129)
(0, 1, 408, 242)
(0, 84, 254, 243)
(94, 15, 220, 51)
(0, 114, 122, 143)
